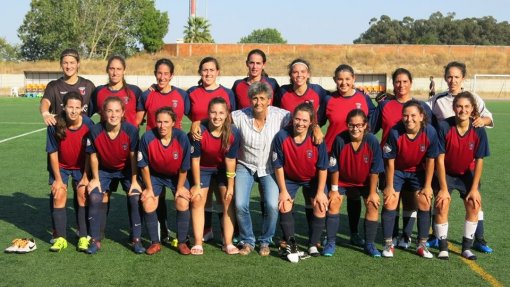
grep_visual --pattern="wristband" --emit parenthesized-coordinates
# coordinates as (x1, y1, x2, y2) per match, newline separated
(331, 185, 339, 192)
(226, 172, 236, 178)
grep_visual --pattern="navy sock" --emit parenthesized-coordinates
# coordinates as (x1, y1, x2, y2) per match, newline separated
(347, 198, 361, 234)
(100, 202, 108, 239)
(176, 210, 190, 243)
(53, 207, 67, 238)
(382, 209, 397, 240)
(403, 215, 416, 238)
(77, 206, 87, 237)
(392, 214, 400, 238)
(364, 219, 379, 244)
(279, 211, 294, 241)
(217, 212, 224, 234)
(145, 211, 159, 243)
(204, 211, 213, 230)
(128, 195, 142, 239)
(157, 192, 168, 233)
(417, 210, 431, 240)
(326, 213, 340, 243)
(88, 188, 102, 240)
(475, 220, 485, 241)
(49, 194, 55, 233)
(305, 207, 313, 239)
(462, 236, 474, 251)
(73, 189, 79, 227)
(310, 216, 325, 245)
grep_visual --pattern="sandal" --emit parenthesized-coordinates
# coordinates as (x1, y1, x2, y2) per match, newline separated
(191, 245, 204, 255)
(222, 244, 239, 255)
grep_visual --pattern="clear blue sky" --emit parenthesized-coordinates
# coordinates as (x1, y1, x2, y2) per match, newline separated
(2, 0, 509, 45)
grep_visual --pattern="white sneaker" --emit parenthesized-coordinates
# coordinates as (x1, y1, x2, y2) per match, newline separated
(10, 238, 37, 253)
(438, 250, 449, 260)
(308, 246, 320, 257)
(5, 238, 25, 253)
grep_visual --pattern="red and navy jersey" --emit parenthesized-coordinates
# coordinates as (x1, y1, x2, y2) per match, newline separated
(319, 90, 375, 152)
(274, 84, 329, 116)
(271, 127, 328, 182)
(89, 84, 142, 126)
(438, 117, 490, 176)
(231, 77, 279, 109)
(330, 132, 384, 187)
(42, 76, 95, 115)
(370, 98, 432, 146)
(138, 128, 191, 176)
(137, 86, 190, 130)
(383, 123, 439, 172)
(191, 123, 240, 170)
(186, 85, 236, 122)
(46, 116, 94, 170)
(86, 121, 139, 171)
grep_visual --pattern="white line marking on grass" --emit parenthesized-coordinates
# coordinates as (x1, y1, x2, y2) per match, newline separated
(0, 122, 45, 125)
(0, 128, 46, 144)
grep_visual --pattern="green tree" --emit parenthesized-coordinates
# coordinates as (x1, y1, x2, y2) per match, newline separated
(183, 16, 214, 43)
(239, 28, 287, 44)
(17, 0, 169, 60)
(136, 5, 169, 53)
(0, 37, 19, 61)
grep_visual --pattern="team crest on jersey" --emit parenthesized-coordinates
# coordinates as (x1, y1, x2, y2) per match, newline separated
(137, 151, 143, 161)
(79, 87, 86, 96)
(172, 100, 178, 108)
(419, 144, 426, 152)
(306, 150, 313, 159)
(355, 102, 362, 109)
(383, 144, 392, 154)
(122, 143, 128, 151)
(173, 151, 179, 160)
(469, 141, 475, 150)
(329, 156, 337, 167)
(363, 154, 369, 163)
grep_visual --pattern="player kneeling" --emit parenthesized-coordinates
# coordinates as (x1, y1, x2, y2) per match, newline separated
(272, 103, 329, 262)
(433, 92, 490, 260)
(328, 109, 384, 257)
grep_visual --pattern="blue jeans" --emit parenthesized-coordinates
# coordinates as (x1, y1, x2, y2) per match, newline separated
(235, 164, 279, 247)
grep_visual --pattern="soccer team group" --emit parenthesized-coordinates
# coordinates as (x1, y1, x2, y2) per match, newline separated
(6, 47, 494, 262)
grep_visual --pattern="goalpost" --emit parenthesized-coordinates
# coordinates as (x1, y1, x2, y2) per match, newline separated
(472, 74, 510, 99)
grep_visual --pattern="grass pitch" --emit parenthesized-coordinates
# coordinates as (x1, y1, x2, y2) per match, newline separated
(0, 98, 508, 287)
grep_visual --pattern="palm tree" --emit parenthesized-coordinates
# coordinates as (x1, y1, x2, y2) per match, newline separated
(183, 16, 214, 43)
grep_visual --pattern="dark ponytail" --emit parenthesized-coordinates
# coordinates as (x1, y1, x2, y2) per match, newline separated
(55, 92, 83, 141)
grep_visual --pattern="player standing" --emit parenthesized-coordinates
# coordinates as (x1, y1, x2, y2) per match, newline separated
(381, 100, 439, 259)
(434, 92, 490, 260)
(85, 97, 143, 254)
(272, 103, 329, 259)
(328, 109, 384, 257)
(46, 92, 94, 252)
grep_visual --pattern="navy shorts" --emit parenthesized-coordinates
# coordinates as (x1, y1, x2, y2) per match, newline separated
(197, 168, 228, 189)
(48, 168, 83, 185)
(285, 178, 327, 199)
(433, 171, 479, 199)
(99, 169, 131, 193)
(150, 173, 190, 197)
(393, 170, 425, 192)
(341, 186, 370, 198)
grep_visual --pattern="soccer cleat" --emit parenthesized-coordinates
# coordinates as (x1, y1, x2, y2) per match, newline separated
(146, 243, 161, 255)
(462, 249, 477, 260)
(426, 235, 439, 248)
(322, 241, 336, 257)
(350, 233, 365, 247)
(437, 250, 449, 260)
(49, 237, 67, 252)
(364, 243, 381, 258)
(132, 238, 146, 254)
(203, 227, 214, 242)
(17, 238, 37, 253)
(285, 237, 300, 263)
(86, 240, 101, 255)
(473, 239, 493, 254)
(382, 241, 394, 258)
(416, 243, 434, 259)
(397, 235, 411, 250)
(77, 237, 89, 252)
(5, 238, 25, 253)
(308, 245, 320, 257)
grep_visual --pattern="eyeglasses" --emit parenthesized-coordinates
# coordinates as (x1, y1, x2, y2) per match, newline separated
(347, 123, 365, 129)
